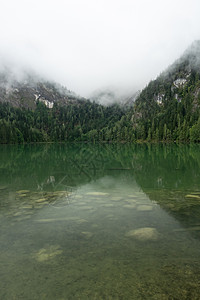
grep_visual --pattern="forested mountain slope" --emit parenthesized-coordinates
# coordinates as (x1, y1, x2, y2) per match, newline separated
(0, 67, 80, 109)
(0, 100, 126, 143)
(130, 40, 200, 142)
(0, 41, 200, 144)
(0, 67, 127, 143)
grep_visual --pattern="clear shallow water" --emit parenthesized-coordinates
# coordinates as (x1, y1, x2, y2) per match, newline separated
(1, 144, 200, 299)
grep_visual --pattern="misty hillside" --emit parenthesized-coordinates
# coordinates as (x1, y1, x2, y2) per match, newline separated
(0, 67, 81, 109)
(0, 41, 200, 144)
(90, 88, 138, 106)
(129, 40, 200, 142)
(0, 66, 126, 143)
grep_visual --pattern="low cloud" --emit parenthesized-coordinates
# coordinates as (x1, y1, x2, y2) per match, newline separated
(0, 0, 200, 97)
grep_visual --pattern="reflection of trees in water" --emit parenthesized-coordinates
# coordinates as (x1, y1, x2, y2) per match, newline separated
(0, 143, 135, 190)
(132, 144, 200, 190)
(1, 143, 200, 234)
(1, 143, 200, 192)
(146, 188, 200, 241)
(131, 144, 200, 239)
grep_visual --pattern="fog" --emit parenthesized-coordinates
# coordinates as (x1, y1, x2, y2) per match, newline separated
(0, 0, 200, 98)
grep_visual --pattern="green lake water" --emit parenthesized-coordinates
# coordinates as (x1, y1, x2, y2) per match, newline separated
(1, 143, 200, 299)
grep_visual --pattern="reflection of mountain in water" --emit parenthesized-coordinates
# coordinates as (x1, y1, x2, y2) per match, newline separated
(1, 143, 200, 236)
(1, 143, 200, 190)
(131, 144, 200, 239)
(0, 143, 135, 191)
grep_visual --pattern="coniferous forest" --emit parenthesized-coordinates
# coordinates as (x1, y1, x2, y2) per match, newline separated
(0, 41, 200, 144)
(0, 100, 128, 143)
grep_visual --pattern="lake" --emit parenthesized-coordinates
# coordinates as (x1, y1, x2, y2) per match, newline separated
(0, 143, 200, 299)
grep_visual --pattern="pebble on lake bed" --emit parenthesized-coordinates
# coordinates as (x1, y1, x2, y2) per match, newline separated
(16, 190, 30, 194)
(86, 192, 109, 196)
(79, 206, 94, 210)
(73, 195, 83, 199)
(81, 231, 93, 238)
(185, 194, 200, 199)
(123, 204, 136, 209)
(33, 245, 63, 262)
(110, 196, 123, 201)
(76, 219, 88, 224)
(35, 198, 47, 203)
(125, 227, 159, 241)
(137, 205, 153, 211)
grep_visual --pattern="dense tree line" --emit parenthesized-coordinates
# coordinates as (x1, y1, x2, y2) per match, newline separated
(0, 56, 200, 144)
(127, 61, 200, 143)
(0, 83, 200, 144)
(0, 100, 127, 143)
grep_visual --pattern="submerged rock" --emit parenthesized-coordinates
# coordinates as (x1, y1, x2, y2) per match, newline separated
(18, 194, 28, 197)
(86, 192, 109, 196)
(123, 204, 136, 209)
(185, 194, 200, 199)
(35, 216, 80, 223)
(81, 231, 93, 238)
(79, 206, 94, 210)
(21, 205, 33, 209)
(73, 195, 83, 199)
(16, 190, 30, 194)
(137, 205, 153, 211)
(125, 227, 159, 241)
(110, 196, 123, 201)
(125, 199, 137, 203)
(13, 212, 23, 216)
(34, 245, 63, 262)
(75, 219, 88, 224)
(35, 198, 47, 203)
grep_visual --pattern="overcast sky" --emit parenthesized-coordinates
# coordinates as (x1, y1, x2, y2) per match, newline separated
(0, 0, 200, 97)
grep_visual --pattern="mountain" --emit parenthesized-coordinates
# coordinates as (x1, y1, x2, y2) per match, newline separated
(0, 41, 200, 144)
(0, 67, 126, 144)
(129, 40, 200, 142)
(0, 67, 82, 109)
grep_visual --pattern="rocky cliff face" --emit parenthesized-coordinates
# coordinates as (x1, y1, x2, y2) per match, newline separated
(132, 41, 200, 122)
(0, 67, 81, 109)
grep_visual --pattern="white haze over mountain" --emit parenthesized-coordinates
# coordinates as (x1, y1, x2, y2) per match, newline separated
(0, 0, 200, 99)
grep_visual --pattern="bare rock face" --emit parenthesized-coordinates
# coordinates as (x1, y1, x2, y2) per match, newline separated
(131, 40, 200, 124)
(0, 67, 80, 109)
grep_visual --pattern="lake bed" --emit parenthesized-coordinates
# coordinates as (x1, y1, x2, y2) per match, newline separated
(0, 144, 200, 299)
